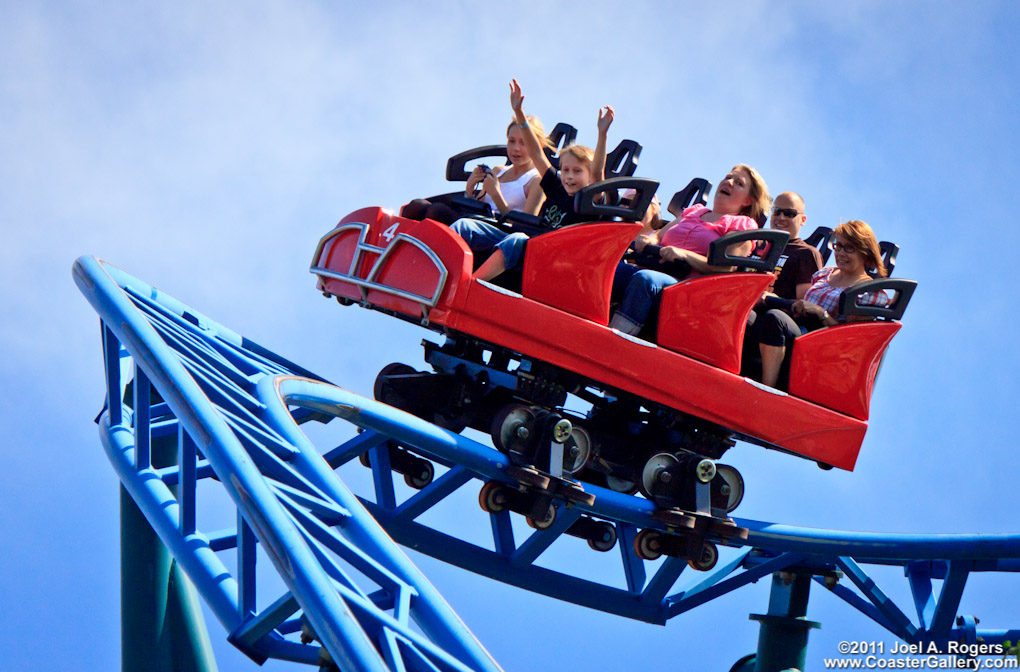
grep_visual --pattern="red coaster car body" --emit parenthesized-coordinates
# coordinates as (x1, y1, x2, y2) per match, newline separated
(312, 207, 909, 472)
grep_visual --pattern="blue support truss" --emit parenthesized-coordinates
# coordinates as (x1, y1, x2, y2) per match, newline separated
(76, 256, 501, 671)
(74, 256, 1020, 670)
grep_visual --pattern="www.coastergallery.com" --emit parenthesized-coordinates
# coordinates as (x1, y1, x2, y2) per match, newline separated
(823, 656, 1019, 669)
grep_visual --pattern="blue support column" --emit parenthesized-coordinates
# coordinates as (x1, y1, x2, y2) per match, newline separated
(120, 483, 218, 672)
(120, 380, 217, 672)
(748, 572, 821, 672)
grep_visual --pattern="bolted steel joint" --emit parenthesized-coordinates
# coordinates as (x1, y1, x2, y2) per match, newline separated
(551, 418, 573, 443)
(695, 459, 717, 483)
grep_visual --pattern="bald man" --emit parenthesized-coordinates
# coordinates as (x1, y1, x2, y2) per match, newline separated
(741, 192, 823, 380)
(768, 192, 823, 299)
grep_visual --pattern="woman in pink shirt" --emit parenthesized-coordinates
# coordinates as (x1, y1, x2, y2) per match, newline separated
(609, 165, 771, 335)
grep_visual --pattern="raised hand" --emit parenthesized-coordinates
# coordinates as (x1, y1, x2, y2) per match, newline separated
(597, 105, 615, 135)
(509, 78, 525, 115)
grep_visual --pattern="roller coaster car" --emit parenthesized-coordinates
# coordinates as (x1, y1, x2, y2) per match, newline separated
(310, 175, 915, 519)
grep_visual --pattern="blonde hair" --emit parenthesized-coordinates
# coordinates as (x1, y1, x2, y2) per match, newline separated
(558, 143, 594, 166)
(507, 115, 554, 150)
(833, 220, 887, 277)
(731, 164, 772, 224)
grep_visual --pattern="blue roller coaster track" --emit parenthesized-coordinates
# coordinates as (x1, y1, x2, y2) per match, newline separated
(74, 255, 1020, 671)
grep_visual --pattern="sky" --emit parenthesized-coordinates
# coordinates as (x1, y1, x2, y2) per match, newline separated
(2, 1, 1020, 670)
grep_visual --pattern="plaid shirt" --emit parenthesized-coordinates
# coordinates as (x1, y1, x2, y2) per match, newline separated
(804, 267, 890, 317)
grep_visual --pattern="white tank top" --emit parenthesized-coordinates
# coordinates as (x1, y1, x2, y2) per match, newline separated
(484, 166, 540, 212)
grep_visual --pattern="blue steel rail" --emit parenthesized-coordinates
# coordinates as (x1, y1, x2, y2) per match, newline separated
(74, 256, 1020, 670)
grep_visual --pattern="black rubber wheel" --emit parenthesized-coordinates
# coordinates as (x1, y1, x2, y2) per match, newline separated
(403, 459, 434, 489)
(562, 425, 594, 475)
(634, 529, 663, 561)
(478, 481, 509, 513)
(358, 451, 372, 468)
(605, 475, 638, 495)
(715, 464, 745, 514)
(525, 503, 557, 530)
(586, 521, 618, 552)
(373, 363, 416, 403)
(490, 404, 537, 454)
(688, 541, 719, 571)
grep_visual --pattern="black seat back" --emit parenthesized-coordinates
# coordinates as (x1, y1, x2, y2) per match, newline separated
(872, 241, 898, 278)
(445, 145, 509, 182)
(546, 122, 577, 152)
(604, 140, 642, 178)
(804, 226, 834, 265)
(545, 122, 578, 169)
(574, 177, 659, 222)
(839, 278, 916, 321)
(667, 178, 712, 218)
(707, 229, 791, 272)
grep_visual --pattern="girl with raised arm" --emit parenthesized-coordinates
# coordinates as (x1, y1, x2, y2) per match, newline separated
(458, 79, 613, 281)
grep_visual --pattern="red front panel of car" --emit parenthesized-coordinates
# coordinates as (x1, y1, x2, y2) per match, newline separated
(788, 321, 902, 420)
(315, 227, 365, 302)
(657, 273, 774, 373)
(314, 207, 393, 302)
(521, 223, 642, 324)
(365, 217, 473, 319)
(314, 209, 475, 323)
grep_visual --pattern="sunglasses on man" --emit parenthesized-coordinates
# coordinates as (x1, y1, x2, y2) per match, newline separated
(771, 207, 801, 219)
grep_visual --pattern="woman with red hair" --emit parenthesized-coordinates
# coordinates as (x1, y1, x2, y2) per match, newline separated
(757, 219, 890, 389)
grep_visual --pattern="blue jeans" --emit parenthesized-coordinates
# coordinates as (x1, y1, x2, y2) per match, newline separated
(495, 233, 528, 270)
(451, 218, 507, 252)
(613, 264, 680, 331)
(451, 218, 528, 270)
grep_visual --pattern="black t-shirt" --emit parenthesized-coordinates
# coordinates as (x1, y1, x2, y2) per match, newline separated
(538, 168, 588, 229)
(772, 237, 823, 300)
